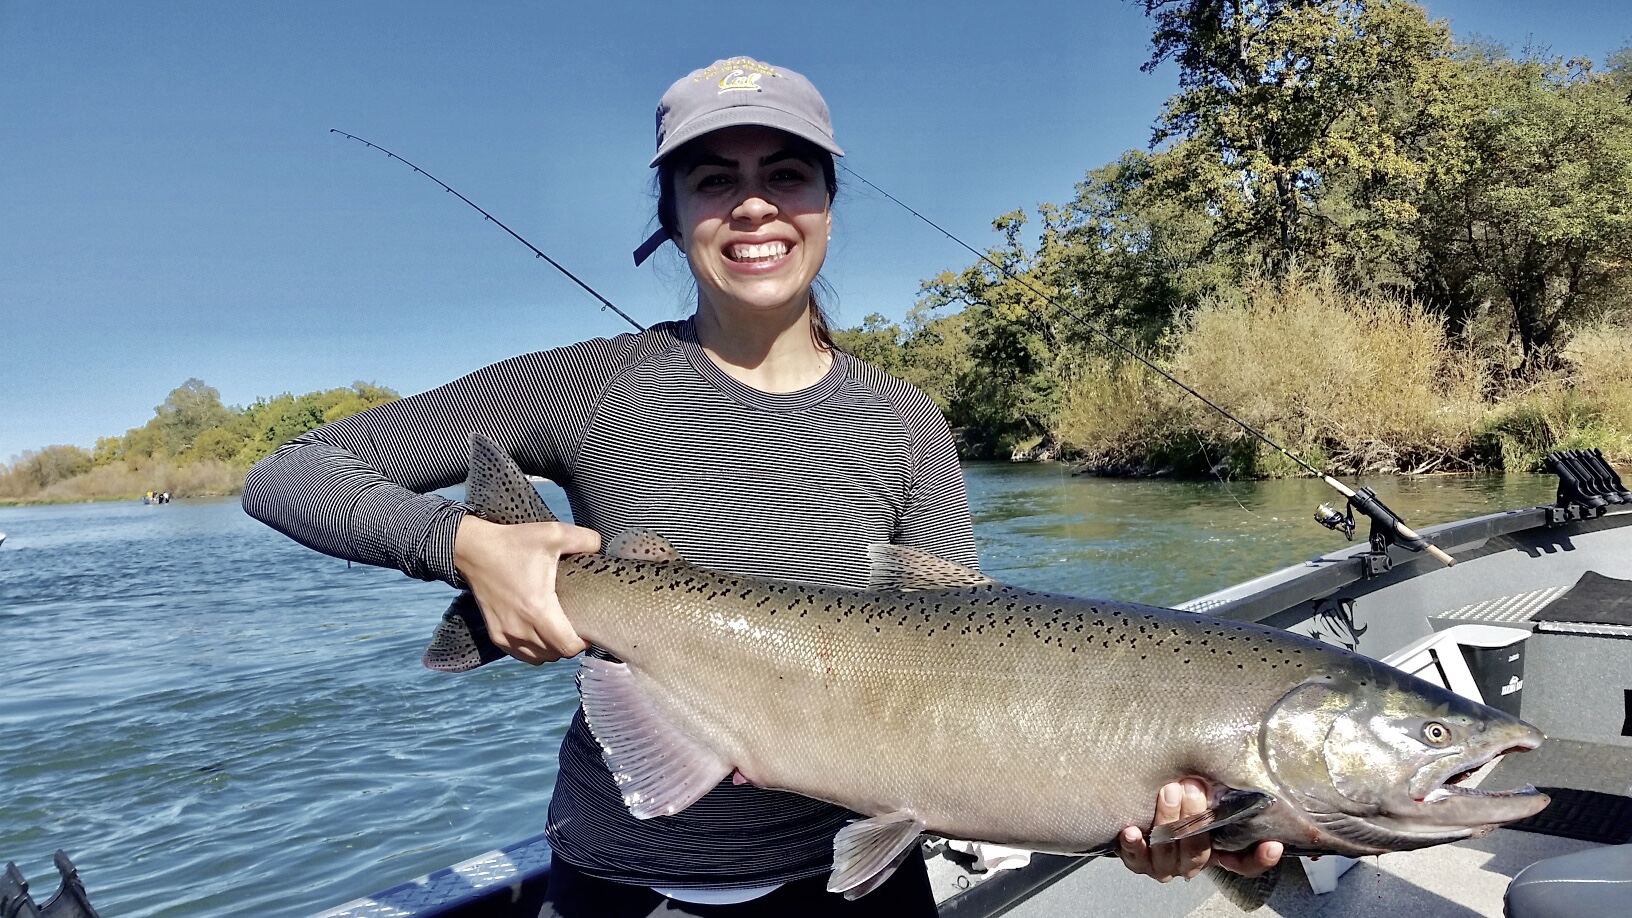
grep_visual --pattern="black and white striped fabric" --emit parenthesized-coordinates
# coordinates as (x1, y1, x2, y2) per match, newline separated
(242, 318, 977, 889)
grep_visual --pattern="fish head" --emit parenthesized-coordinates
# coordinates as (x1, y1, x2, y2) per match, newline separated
(1260, 665, 1549, 854)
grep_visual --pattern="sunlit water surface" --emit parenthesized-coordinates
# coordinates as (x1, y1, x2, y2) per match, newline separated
(0, 466, 1555, 916)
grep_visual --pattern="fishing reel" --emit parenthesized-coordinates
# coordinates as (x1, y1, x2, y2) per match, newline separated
(1314, 502, 1356, 540)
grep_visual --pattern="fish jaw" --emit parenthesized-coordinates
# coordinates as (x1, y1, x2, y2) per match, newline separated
(1261, 665, 1552, 856)
(1393, 727, 1550, 829)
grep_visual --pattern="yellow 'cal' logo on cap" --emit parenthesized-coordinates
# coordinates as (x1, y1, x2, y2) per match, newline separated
(717, 68, 763, 93)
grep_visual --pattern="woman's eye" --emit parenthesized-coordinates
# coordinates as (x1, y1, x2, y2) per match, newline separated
(695, 174, 731, 191)
(770, 168, 809, 184)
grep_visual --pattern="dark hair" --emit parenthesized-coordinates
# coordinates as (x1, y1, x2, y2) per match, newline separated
(655, 135, 840, 349)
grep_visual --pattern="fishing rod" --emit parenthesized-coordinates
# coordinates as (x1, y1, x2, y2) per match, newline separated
(330, 130, 644, 333)
(835, 163, 1455, 568)
(331, 130, 1451, 567)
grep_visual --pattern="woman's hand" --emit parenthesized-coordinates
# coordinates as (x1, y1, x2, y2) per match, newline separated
(452, 515, 601, 665)
(1116, 779, 1284, 881)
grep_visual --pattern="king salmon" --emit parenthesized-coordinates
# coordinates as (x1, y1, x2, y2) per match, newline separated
(423, 434, 1549, 905)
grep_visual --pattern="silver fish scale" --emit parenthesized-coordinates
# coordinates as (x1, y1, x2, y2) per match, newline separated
(556, 553, 1339, 853)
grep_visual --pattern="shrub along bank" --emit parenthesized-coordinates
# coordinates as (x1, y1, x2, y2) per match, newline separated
(0, 380, 398, 504)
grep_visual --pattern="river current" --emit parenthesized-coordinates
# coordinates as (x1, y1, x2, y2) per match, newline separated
(0, 465, 1555, 916)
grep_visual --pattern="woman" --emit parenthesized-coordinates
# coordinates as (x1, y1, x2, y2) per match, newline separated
(244, 56, 1278, 917)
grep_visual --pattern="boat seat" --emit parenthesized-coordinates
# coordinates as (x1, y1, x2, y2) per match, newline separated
(1301, 625, 1532, 895)
(1504, 843, 1632, 918)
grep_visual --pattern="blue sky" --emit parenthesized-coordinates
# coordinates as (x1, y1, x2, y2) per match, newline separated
(2, 1, 1626, 462)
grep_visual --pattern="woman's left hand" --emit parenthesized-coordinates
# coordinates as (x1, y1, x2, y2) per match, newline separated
(1116, 779, 1283, 881)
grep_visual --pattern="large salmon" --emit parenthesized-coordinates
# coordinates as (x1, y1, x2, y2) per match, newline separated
(424, 435, 1548, 904)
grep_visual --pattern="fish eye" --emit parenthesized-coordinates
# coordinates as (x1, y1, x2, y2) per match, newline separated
(1422, 721, 1453, 746)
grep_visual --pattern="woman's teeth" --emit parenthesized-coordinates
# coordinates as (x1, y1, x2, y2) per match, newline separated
(728, 241, 788, 263)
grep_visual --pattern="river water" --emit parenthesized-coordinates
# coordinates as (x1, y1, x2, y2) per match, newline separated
(0, 465, 1556, 917)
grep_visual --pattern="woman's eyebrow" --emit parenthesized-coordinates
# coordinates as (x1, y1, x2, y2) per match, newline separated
(760, 150, 813, 167)
(684, 153, 736, 174)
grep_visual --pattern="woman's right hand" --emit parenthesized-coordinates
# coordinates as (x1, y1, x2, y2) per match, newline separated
(452, 515, 601, 664)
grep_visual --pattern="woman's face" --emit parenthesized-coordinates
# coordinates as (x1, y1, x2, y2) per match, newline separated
(672, 126, 832, 322)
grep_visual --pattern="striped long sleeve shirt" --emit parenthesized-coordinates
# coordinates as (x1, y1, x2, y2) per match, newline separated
(242, 318, 978, 888)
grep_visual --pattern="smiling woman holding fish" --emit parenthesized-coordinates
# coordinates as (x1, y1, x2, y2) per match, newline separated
(244, 56, 1278, 916)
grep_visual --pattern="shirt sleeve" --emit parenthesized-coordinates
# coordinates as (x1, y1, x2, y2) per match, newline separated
(893, 390, 980, 570)
(241, 336, 631, 587)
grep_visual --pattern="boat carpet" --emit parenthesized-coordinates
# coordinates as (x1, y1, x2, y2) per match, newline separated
(1487, 738, 1632, 845)
(1533, 571, 1632, 627)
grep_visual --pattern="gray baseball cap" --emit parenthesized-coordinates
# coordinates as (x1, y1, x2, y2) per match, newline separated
(650, 56, 844, 167)
(634, 56, 843, 266)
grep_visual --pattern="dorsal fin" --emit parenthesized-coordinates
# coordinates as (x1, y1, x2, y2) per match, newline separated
(868, 544, 994, 591)
(605, 529, 684, 562)
(465, 433, 557, 524)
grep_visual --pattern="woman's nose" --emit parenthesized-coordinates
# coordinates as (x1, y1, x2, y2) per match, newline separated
(732, 192, 776, 224)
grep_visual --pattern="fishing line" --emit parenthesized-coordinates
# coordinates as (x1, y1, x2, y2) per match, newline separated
(329, 130, 1450, 566)
(330, 130, 645, 333)
(837, 163, 1453, 566)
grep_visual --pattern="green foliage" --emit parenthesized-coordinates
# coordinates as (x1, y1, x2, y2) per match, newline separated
(0, 445, 95, 498)
(2, 379, 399, 503)
(1408, 50, 1632, 368)
(832, 2, 1632, 471)
(1135, 0, 1454, 271)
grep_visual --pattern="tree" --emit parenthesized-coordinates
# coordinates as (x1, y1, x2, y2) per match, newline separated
(1133, 0, 1453, 271)
(8, 445, 93, 491)
(155, 378, 234, 456)
(831, 314, 907, 376)
(1410, 50, 1632, 370)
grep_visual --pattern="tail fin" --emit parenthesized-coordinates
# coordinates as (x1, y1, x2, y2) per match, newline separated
(422, 434, 555, 672)
(422, 592, 507, 672)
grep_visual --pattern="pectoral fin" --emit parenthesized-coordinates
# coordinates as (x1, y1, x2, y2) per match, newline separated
(576, 656, 731, 819)
(828, 809, 926, 900)
(1204, 861, 1281, 912)
(1148, 789, 1274, 846)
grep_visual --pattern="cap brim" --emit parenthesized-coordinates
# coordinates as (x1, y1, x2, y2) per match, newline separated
(650, 105, 844, 167)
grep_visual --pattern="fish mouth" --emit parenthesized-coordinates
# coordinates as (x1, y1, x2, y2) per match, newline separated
(1408, 739, 1550, 822)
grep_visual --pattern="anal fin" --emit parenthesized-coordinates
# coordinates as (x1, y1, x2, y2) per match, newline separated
(828, 809, 926, 900)
(577, 656, 731, 819)
(1149, 789, 1274, 847)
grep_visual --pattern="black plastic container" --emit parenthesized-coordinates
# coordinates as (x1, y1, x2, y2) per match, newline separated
(1462, 640, 1526, 717)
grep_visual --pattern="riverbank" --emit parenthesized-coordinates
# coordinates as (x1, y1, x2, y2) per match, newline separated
(0, 458, 245, 506)
(996, 278, 1632, 476)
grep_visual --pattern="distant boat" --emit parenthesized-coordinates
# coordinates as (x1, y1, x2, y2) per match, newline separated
(0, 532, 6, 547)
